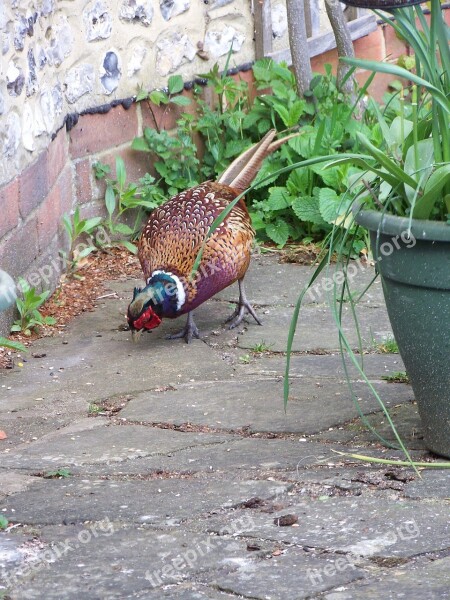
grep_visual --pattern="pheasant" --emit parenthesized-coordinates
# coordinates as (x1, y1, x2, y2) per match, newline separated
(127, 129, 294, 343)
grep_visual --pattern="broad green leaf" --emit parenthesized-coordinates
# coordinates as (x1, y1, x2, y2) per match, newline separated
(136, 88, 148, 102)
(413, 163, 450, 219)
(249, 211, 265, 231)
(224, 139, 252, 159)
(273, 104, 290, 127)
(170, 95, 191, 107)
(388, 116, 413, 151)
(131, 137, 149, 152)
(404, 138, 434, 203)
(168, 75, 184, 95)
(356, 132, 418, 190)
(120, 240, 138, 254)
(63, 214, 73, 243)
(291, 195, 326, 225)
(288, 100, 306, 126)
(112, 222, 134, 235)
(318, 188, 342, 223)
(105, 185, 116, 217)
(266, 219, 290, 246)
(267, 187, 291, 210)
(81, 216, 103, 234)
(287, 169, 309, 195)
(0, 337, 26, 352)
(252, 61, 273, 82)
(116, 157, 126, 189)
(149, 90, 168, 106)
(76, 246, 96, 259)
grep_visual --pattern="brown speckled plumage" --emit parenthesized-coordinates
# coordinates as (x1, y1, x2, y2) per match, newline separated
(138, 180, 254, 314)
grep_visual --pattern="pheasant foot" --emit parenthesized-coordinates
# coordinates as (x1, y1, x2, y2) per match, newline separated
(166, 312, 200, 344)
(225, 279, 262, 330)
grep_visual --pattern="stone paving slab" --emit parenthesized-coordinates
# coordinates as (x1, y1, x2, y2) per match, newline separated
(404, 470, 450, 499)
(322, 556, 450, 599)
(0, 473, 40, 500)
(119, 378, 413, 434)
(1, 336, 234, 414)
(201, 496, 450, 558)
(237, 352, 405, 379)
(237, 304, 393, 352)
(314, 402, 425, 450)
(201, 547, 367, 600)
(0, 424, 234, 470)
(70, 438, 336, 477)
(4, 526, 261, 599)
(214, 254, 386, 307)
(2, 477, 291, 526)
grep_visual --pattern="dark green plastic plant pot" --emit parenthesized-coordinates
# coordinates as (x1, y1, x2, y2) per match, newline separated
(355, 209, 450, 458)
(339, 0, 422, 9)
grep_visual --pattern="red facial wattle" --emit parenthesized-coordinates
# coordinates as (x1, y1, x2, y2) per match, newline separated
(133, 307, 162, 330)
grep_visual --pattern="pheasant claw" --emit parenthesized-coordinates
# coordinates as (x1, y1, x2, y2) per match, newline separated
(225, 279, 262, 329)
(166, 312, 200, 344)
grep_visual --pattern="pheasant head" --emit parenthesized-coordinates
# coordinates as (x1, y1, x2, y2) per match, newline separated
(127, 271, 185, 340)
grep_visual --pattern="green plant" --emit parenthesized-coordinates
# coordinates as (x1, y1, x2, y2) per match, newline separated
(10, 280, 56, 336)
(341, 0, 450, 221)
(382, 371, 409, 383)
(136, 74, 192, 133)
(88, 403, 103, 414)
(94, 157, 166, 253)
(239, 354, 251, 364)
(0, 515, 8, 529)
(62, 207, 103, 275)
(377, 336, 399, 354)
(251, 341, 273, 353)
(44, 468, 71, 479)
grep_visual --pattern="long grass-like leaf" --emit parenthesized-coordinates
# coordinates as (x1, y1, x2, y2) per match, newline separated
(356, 132, 419, 190)
(331, 449, 450, 469)
(341, 58, 450, 115)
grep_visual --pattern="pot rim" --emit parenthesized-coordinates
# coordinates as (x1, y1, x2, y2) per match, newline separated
(353, 206, 450, 242)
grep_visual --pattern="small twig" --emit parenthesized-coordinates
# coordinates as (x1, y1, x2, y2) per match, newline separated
(363, 179, 384, 209)
(96, 292, 119, 300)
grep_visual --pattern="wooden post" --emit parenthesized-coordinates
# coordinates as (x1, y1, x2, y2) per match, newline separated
(254, 0, 273, 59)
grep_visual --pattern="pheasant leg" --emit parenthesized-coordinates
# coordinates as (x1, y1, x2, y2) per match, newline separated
(166, 312, 200, 344)
(225, 279, 262, 329)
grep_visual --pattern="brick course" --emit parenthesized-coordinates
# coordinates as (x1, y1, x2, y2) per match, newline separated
(0, 179, 20, 239)
(18, 152, 49, 219)
(69, 104, 139, 159)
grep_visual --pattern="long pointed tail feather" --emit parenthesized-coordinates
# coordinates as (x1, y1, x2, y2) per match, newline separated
(218, 129, 277, 189)
(218, 129, 300, 193)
